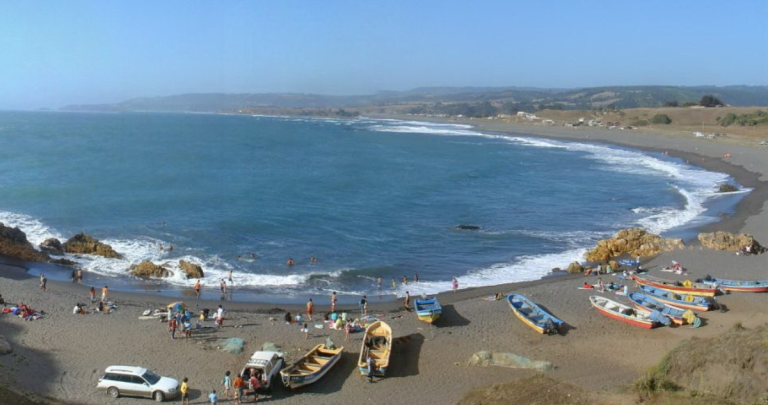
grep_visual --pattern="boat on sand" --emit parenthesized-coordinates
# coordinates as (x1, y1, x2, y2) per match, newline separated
(699, 277, 768, 293)
(639, 285, 712, 311)
(414, 297, 441, 324)
(589, 295, 663, 329)
(280, 344, 344, 389)
(628, 292, 700, 327)
(358, 321, 392, 377)
(631, 274, 717, 297)
(506, 294, 563, 334)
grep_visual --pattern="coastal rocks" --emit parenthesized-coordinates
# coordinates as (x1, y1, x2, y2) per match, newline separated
(698, 231, 765, 254)
(455, 225, 481, 230)
(39, 238, 64, 255)
(717, 184, 739, 193)
(129, 261, 172, 278)
(566, 262, 583, 274)
(50, 258, 77, 266)
(0, 222, 50, 262)
(179, 260, 204, 279)
(584, 228, 684, 263)
(0, 335, 11, 355)
(467, 351, 553, 371)
(63, 233, 121, 258)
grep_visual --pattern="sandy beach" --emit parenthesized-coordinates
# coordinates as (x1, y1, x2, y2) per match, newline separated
(2, 122, 768, 405)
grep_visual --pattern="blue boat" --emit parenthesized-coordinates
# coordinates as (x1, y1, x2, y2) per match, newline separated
(506, 294, 563, 334)
(628, 292, 700, 327)
(639, 285, 712, 312)
(414, 297, 441, 324)
(699, 277, 768, 293)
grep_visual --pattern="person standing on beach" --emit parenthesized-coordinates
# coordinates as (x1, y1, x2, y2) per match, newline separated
(216, 304, 225, 328)
(39, 273, 47, 291)
(344, 320, 352, 341)
(194, 279, 202, 298)
(392, 277, 397, 290)
(366, 355, 375, 383)
(76, 268, 83, 284)
(452, 277, 458, 293)
(71, 270, 76, 283)
(359, 295, 368, 316)
(404, 291, 411, 311)
(222, 370, 232, 400)
(208, 389, 217, 405)
(228, 270, 233, 284)
(180, 377, 189, 405)
(168, 316, 177, 339)
(636, 254, 641, 271)
(306, 298, 314, 321)
(101, 285, 108, 302)
(377, 276, 382, 290)
(302, 323, 309, 340)
(89, 287, 96, 303)
(402, 275, 408, 285)
(233, 373, 244, 405)
(331, 292, 337, 313)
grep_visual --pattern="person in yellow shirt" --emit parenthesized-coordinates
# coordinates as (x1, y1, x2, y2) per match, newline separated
(180, 377, 189, 404)
(101, 286, 108, 302)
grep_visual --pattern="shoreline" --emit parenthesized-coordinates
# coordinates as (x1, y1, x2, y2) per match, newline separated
(2, 115, 765, 306)
(2, 115, 768, 405)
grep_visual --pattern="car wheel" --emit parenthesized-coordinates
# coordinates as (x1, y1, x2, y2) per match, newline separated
(107, 387, 119, 398)
(153, 391, 165, 402)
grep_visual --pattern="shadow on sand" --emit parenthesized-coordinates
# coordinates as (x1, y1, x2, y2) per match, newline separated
(388, 333, 425, 379)
(434, 304, 470, 328)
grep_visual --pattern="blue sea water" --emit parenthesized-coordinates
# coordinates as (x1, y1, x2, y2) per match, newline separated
(0, 111, 748, 300)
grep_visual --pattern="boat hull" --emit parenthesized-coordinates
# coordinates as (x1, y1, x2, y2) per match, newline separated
(632, 275, 716, 297)
(507, 294, 563, 334)
(702, 278, 768, 293)
(357, 321, 392, 377)
(414, 297, 442, 324)
(590, 296, 655, 329)
(639, 286, 711, 311)
(280, 344, 344, 389)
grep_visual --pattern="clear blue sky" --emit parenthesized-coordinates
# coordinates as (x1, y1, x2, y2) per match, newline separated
(1, 1, 766, 109)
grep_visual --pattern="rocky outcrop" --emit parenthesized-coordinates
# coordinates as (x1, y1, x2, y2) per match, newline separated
(566, 261, 584, 274)
(50, 258, 77, 266)
(0, 222, 50, 262)
(585, 228, 685, 263)
(179, 260, 204, 279)
(129, 261, 172, 278)
(39, 238, 64, 255)
(718, 184, 739, 193)
(63, 233, 121, 258)
(698, 232, 765, 254)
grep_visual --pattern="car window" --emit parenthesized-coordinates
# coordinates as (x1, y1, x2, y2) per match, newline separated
(118, 375, 134, 383)
(131, 376, 146, 385)
(142, 370, 161, 385)
(103, 373, 119, 381)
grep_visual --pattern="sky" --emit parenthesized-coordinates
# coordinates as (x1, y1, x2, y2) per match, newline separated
(0, 1, 766, 110)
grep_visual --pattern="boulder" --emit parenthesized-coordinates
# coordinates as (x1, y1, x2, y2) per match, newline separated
(585, 228, 684, 262)
(179, 260, 204, 279)
(717, 184, 738, 193)
(0, 222, 50, 262)
(0, 335, 11, 355)
(698, 232, 765, 254)
(566, 261, 584, 274)
(39, 238, 64, 255)
(50, 258, 77, 266)
(129, 261, 172, 278)
(455, 225, 481, 230)
(63, 233, 121, 258)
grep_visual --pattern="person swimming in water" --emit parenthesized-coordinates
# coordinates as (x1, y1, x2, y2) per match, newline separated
(286, 258, 295, 266)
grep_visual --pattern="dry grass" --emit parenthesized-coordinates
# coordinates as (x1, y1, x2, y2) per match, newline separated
(537, 107, 768, 140)
(458, 374, 604, 405)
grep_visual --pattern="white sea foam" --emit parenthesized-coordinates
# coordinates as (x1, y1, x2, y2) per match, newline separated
(0, 211, 65, 247)
(368, 124, 484, 137)
(389, 248, 587, 297)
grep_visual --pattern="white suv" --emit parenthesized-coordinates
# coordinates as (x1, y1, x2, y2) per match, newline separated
(240, 351, 285, 393)
(97, 366, 179, 402)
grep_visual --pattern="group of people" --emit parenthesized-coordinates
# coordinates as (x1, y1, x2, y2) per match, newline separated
(69, 268, 84, 283)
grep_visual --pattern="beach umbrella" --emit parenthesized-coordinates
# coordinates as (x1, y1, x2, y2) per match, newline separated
(167, 301, 186, 312)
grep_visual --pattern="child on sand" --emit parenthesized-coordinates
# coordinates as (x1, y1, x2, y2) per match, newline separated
(222, 371, 232, 400)
(208, 389, 218, 405)
(302, 323, 309, 339)
(452, 277, 458, 293)
(89, 287, 96, 303)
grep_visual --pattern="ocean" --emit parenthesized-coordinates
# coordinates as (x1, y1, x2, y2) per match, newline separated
(0, 111, 749, 302)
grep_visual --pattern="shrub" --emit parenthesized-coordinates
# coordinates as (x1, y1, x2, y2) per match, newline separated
(700, 95, 725, 107)
(651, 114, 672, 124)
(630, 119, 649, 127)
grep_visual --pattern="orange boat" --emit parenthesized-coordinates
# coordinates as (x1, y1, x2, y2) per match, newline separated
(631, 274, 717, 297)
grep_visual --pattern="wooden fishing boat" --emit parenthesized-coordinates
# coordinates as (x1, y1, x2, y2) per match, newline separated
(414, 297, 442, 324)
(280, 344, 344, 389)
(639, 285, 712, 312)
(628, 292, 700, 327)
(631, 274, 717, 297)
(358, 321, 392, 377)
(589, 295, 661, 329)
(699, 277, 768, 293)
(507, 294, 564, 334)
